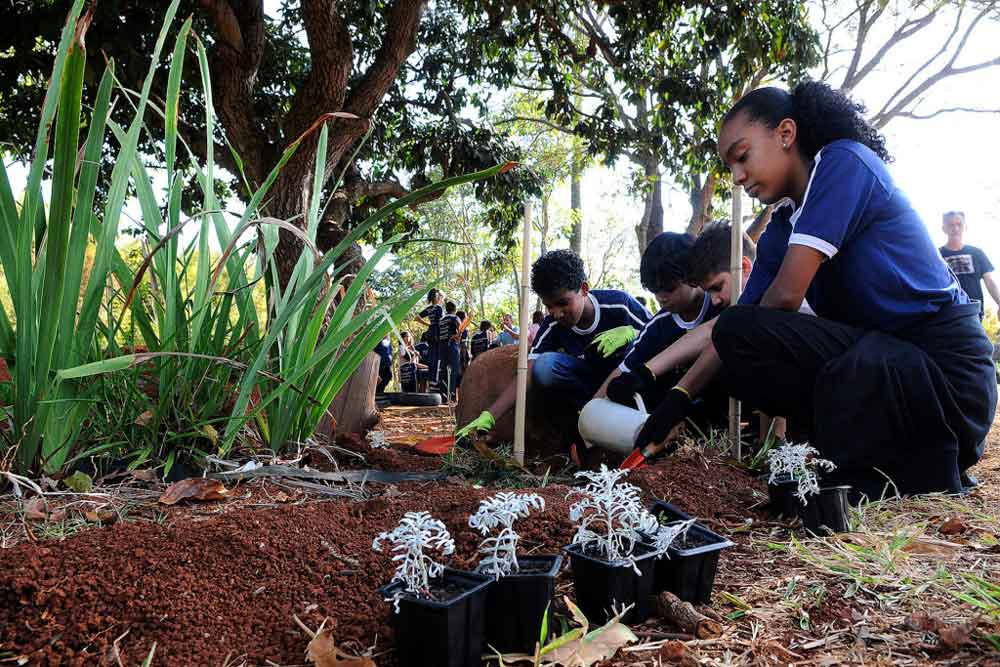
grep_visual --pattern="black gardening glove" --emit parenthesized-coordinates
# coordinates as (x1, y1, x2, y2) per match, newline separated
(607, 364, 656, 408)
(634, 387, 692, 453)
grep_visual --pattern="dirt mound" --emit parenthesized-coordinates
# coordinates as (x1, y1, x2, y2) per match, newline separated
(628, 450, 768, 524)
(456, 346, 577, 457)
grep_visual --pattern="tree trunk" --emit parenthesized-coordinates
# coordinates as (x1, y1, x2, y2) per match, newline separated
(746, 204, 774, 243)
(536, 193, 551, 312)
(685, 173, 716, 237)
(320, 351, 381, 437)
(569, 141, 584, 256)
(635, 158, 664, 251)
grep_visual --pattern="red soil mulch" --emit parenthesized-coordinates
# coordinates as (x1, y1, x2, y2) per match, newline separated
(0, 448, 765, 666)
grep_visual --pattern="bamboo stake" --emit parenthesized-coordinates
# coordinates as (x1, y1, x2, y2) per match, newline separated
(729, 185, 743, 460)
(514, 201, 533, 464)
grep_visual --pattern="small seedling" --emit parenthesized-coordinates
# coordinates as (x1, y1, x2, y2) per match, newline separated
(468, 492, 545, 579)
(367, 430, 389, 449)
(373, 511, 456, 611)
(767, 442, 836, 503)
(568, 465, 692, 573)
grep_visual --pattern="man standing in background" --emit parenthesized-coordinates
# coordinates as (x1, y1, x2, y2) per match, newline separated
(496, 313, 519, 346)
(940, 211, 1000, 321)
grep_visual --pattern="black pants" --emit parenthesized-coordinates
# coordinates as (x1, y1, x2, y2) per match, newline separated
(713, 303, 996, 499)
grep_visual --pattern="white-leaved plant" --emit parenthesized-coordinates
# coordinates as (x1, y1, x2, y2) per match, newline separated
(367, 430, 388, 449)
(372, 511, 455, 612)
(767, 442, 836, 503)
(468, 492, 545, 580)
(568, 465, 693, 574)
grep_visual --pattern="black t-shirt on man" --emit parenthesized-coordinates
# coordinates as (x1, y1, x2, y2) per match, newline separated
(940, 245, 994, 317)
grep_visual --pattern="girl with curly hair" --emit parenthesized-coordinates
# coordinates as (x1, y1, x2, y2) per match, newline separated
(625, 81, 995, 500)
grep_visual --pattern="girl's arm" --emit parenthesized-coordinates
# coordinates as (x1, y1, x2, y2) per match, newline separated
(644, 318, 716, 377)
(415, 316, 430, 327)
(760, 245, 825, 311)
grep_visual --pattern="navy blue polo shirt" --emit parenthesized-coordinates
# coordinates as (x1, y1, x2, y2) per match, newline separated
(471, 331, 490, 357)
(419, 304, 443, 340)
(740, 140, 966, 332)
(529, 290, 652, 360)
(619, 293, 721, 372)
(439, 313, 460, 342)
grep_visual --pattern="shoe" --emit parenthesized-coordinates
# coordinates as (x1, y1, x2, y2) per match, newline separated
(960, 471, 979, 489)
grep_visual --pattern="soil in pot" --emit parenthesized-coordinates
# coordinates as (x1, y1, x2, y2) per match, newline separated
(565, 541, 658, 625)
(477, 555, 562, 655)
(797, 486, 851, 534)
(649, 500, 734, 604)
(378, 568, 491, 667)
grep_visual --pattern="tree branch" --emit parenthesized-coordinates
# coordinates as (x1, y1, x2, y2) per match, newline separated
(496, 116, 577, 134)
(895, 106, 1000, 121)
(198, 0, 271, 188)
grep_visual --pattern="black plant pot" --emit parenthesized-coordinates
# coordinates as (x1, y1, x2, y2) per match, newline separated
(565, 541, 658, 625)
(797, 486, 851, 534)
(766, 473, 802, 519)
(477, 555, 562, 654)
(378, 568, 491, 667)
(648, 500, 734, 604)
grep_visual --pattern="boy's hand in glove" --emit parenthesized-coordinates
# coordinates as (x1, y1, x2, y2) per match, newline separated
(592, 326, 638, 357)
(455, 410, 495, 439)
(606, 364, 656, 407)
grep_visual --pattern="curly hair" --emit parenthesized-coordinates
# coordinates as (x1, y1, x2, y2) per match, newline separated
(724, 81, 891, 162)
(531, 249, 587, 296)
(686, 221, 756, 287)
(640, 232, 694, 293)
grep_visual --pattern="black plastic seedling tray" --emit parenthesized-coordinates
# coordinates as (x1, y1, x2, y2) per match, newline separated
(378, 568, 491, 667)
(649, 500, 734, 604)
(477, 555, 562, 654)
(565, 542, 658, 625)
(766, 473, 803, 519)
(797, 485, 851, 534)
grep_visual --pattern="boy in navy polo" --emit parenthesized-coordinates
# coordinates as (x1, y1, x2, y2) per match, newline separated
(596, 232, 720, 407)
(470, 321, 494, 359)
(456, 249, 651, 440)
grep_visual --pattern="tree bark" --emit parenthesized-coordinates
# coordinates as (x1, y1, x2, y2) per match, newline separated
(321, 351, 381, 437)
(685, 173, 716, 237)
(635, 157, 664, 250)
(569, 141, 584, 256)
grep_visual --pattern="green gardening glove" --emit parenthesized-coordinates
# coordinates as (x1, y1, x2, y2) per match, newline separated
(455, 410, 495, 439)
(592, 325, 638, 357)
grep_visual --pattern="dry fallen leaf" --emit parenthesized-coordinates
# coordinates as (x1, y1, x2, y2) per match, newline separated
(938, 622, 974, 650)
(272, 491, 291, 503)
(905, 611, 939, 632)
(131, 469, 158, 483)
(134, 410, 153, 427)
(84, 509, 117, 524)
(901, 538, 960, 558)
(541, 603, 637, 667)
(306, 627, 375, 667)
(158, 478, 230, 505)
(23, 497, 67, 522)
(939, 516, 969, 536)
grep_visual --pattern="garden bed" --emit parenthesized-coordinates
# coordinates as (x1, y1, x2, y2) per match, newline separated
(1, 416, 998, 666)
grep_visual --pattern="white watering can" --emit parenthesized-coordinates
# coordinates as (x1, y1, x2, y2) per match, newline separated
(578, 394, 649, 456)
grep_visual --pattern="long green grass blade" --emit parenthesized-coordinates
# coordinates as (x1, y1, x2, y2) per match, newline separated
(23, 17, 87, 470)
(58, 60, 115, 368)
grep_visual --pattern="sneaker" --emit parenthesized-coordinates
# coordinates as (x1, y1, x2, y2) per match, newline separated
(960, 471, 979, 489)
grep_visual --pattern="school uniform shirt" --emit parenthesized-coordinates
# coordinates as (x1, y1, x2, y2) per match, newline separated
(618, 292, 722, 373)
(419, 304, 443, 340)
(940, 245, 994, 317)
(740, 139, 966, 332)
(399, 353, 417, 388)
(439, 313, 461, 343)
(470, 331, 491, 357)
(528, 290, 653, 361)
